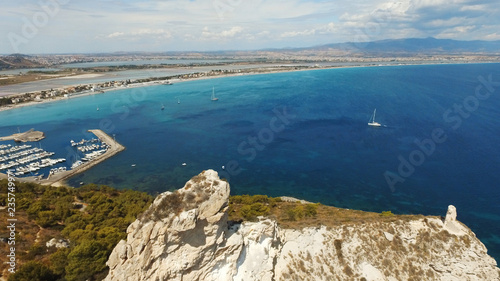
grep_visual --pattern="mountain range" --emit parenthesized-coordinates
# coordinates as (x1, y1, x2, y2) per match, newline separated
(1, 38, 500, 70)
(308, 37, 500, 55)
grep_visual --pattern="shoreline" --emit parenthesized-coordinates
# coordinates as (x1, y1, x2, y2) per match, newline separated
(0, 65, 332, 112)
(1, 60, 499, 113)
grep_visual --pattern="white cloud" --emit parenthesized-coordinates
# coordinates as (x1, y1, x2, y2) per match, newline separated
(280, 22, 337, 38)
(220, 26, 243, 38)
(425, 17, 469, 28)
(107, 32, 125, 38)
(103, 29, 171, 40)
(201, 26, 243, 40)
(484, 33, 500, 40)
(460, 4, 488, 12)
(1, 0, 500, 53)
(281, 29, 316, 38)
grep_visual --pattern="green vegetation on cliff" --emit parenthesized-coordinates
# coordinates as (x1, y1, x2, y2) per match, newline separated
(0, 181, 422, 281)
(229, 195, 422, 229)
(0, 180, 153, 281)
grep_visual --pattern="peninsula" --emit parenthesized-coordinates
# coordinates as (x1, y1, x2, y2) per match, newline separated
(0, 128, 45, 142)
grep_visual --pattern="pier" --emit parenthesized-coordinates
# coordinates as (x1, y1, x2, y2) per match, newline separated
(45, 129, 125, 186)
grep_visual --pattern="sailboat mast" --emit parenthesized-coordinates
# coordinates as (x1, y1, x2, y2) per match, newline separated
(373, 109, 376, 122)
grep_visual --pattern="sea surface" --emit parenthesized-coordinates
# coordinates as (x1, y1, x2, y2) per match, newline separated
(1, 64, 499, 262)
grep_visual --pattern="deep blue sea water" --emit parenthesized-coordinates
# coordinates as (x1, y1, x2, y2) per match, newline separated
(1, 64, 499, 262)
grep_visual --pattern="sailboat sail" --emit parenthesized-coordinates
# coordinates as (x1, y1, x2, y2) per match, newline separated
(368, 109, 381, 127)
(211, 87, 218, 101)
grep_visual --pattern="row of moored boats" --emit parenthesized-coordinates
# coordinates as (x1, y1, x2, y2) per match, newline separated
(0, 144, 66, 176)
(70, 138, 111, 169)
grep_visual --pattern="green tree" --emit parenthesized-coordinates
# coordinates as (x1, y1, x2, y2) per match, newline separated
(49, 248, 70, 276)
(36, 210, 57, 227)
(8, 261, 58, 281)
(65, 240, 109, 281)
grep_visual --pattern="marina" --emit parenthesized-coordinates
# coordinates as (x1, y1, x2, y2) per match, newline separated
(0, 144, 64, 177)
(0, 129, 125, 186)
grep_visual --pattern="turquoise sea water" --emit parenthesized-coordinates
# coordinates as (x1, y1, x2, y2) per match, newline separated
(1, 64, 499, 261)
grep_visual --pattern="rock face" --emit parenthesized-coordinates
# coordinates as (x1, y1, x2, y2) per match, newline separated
(105, 170, 500, 281)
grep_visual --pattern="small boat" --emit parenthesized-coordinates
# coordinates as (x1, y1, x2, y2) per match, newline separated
(161, 104, 165, 110)
(368, 108, 382, 127)
(211, 87, 218, 101)
(177, 98, 180, 104)
(97, 106, 99, 111)
(182, 163, 187, 166)
(131, 164, 136, 167)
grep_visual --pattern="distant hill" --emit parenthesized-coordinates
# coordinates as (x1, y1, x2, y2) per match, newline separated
(310, 37, 500, 55)
(0, 54, 43, 70)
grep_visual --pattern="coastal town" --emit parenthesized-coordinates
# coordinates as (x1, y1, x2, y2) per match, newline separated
(0, 64, 321, 109)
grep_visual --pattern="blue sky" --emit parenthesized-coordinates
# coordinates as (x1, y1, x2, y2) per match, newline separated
(1, 0, 499, 54)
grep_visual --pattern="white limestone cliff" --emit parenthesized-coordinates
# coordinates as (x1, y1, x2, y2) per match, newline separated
(105, 170, 500, 281)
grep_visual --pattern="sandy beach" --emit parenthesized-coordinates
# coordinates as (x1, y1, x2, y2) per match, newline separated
(57, 73, 105, 79)
(2, 60, 494, 113)
(0, 65, 333, 113)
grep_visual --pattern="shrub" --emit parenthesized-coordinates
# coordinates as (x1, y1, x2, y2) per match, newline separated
(304, 203, 319, 217)
(151, 191, 184, 219)
(380, 211, 394, 217)
(286, 205, 304, 221)
(240, 203, 270, 221)
(8, 261, 58, 281)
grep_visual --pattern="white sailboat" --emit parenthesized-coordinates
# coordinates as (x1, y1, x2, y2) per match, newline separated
(161, 103, 165, 110)
(368, 108, 381, 127)
(211, 87, 218, 101)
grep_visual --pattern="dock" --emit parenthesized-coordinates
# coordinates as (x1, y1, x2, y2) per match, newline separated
(46, 129, 125, 186)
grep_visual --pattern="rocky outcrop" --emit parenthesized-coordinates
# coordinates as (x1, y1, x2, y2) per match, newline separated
(105, 170, 500, 281)
(45, 238, 70, 249)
